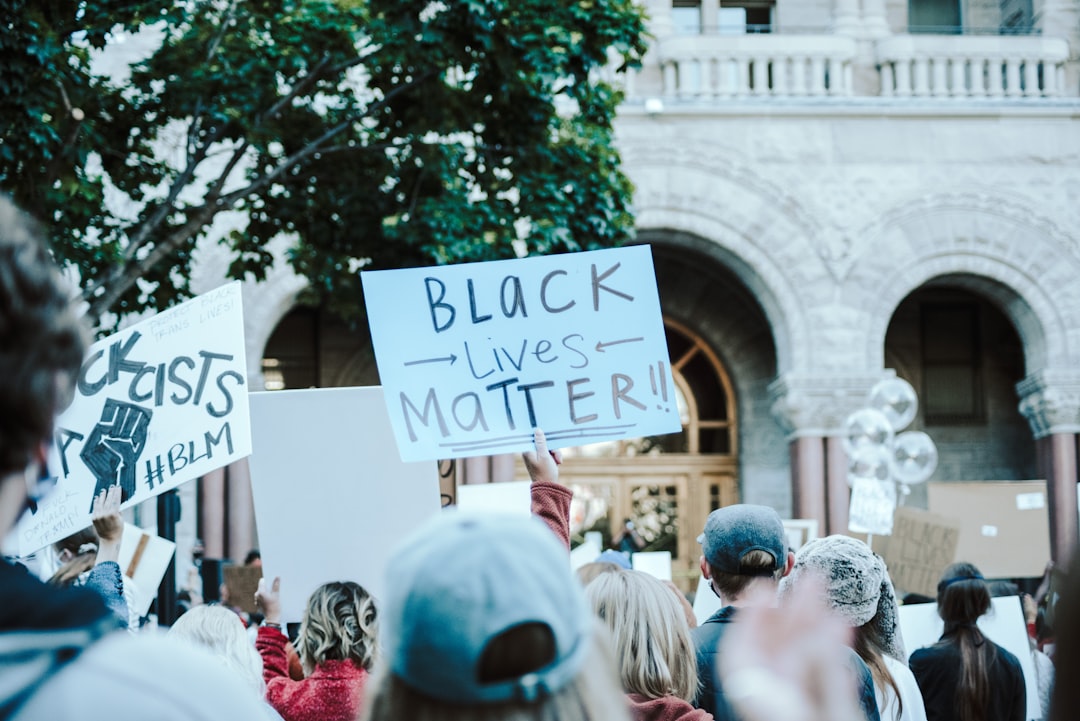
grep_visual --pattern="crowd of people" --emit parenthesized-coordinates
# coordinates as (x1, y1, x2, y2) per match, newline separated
(0, 191, 1077, 721)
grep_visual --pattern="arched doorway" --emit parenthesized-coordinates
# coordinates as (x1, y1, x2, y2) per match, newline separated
(883, 279, 1036, 508)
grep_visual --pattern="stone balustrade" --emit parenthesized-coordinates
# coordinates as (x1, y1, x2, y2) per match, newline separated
(877, 35, 1070, 98)
(653, 34, 858, 99)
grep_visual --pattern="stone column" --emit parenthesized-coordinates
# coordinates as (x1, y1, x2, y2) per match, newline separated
(791, 436, 827, 530)
(833, 0, 861, 34)
(226, 459, 256, 563)
(771, 372, 893, 535)
(862, 0, 890, 37)
(1018, 371, 1080, 564)
(199, 467, 227, 559)
(825, 436, 850, 535)
(1037, 0, 1080, 93)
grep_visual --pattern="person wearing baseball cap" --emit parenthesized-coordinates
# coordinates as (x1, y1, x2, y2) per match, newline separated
(359, 510, 631, 721)
(691, 505, 794, 719)
(691, 505, 881, 721)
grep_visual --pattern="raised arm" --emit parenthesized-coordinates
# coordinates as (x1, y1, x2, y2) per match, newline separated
(523, 428, 573, 550)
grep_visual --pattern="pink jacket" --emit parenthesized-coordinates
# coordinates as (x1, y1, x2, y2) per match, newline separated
(257, 625, 367, 721)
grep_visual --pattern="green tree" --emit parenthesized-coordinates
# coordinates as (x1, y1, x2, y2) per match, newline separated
(0, 0, 647, 326)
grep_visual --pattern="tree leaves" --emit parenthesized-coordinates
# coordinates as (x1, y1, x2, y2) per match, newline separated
(0, 0, 646, 328)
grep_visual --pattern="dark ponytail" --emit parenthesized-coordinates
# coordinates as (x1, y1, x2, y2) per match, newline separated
(935, 562, 996, 721)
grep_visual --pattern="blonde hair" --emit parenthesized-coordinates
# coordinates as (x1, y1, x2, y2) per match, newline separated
(359, 625, 630, 721)
(298, 581, 378, 675)
(584, 570, 699, 703)
(168, 605, 265, 696)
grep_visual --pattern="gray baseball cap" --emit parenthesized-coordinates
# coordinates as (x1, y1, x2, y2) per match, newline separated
(380, 510, 591, 704)
(698, 504, 786, 575)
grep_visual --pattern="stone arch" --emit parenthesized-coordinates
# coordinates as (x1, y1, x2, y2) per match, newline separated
(623, 143, 832, 375)
(239, 269, 308, 385)
(853, 193, 1080, 374)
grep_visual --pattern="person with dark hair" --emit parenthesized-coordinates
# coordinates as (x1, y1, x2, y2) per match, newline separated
(692, 505, 880, 721)
(909, 562, 1025, 721)
(0, 196, 266, 719)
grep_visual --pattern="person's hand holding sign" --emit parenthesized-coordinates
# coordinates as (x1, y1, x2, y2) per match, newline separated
(255, 576, 283, 626)
(90, 484, 124, 565)
(522, 428, 562, 486)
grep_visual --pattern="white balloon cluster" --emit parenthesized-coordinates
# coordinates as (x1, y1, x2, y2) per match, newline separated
(843, 378, 938, 499)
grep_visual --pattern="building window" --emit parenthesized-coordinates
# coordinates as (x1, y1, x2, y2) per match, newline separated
(922, 303, 985, 424)
(721, 1, 773, 33)
(672, 0, 703, 34)
(908, 0, 961, 34)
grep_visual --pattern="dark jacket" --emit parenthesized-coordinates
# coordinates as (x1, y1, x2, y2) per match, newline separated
(1, 557, 269, 720)
(691, 605, 881, 721)
(909, 631, 1026, 721)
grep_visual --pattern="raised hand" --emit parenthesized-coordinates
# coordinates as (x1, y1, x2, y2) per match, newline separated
(255, 576, 283, 625)
(522, 427, 562, 485)
(91, 484, 124, 564)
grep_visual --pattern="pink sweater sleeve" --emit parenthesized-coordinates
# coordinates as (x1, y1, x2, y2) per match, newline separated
(530, 480, 573, 551)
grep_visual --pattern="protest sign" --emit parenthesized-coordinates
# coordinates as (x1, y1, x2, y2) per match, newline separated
(116, 523, 176, 617)
(927, 481, 1051, 578)
(632, 551, 673, 581)
(223, 565, 263, 615)
(898, 595, 1040, 720)
(570, 532, 603, 571)
(878, 506, 960, 597)
(848, 478, 896, 535)
(782, 519, 819, 551)
(456, 480, 531, 516)
(16, 283, 251, 556)
(692, 575, 723, 626)
(361, 246, 680, 462)
(248, 387, 441, 622)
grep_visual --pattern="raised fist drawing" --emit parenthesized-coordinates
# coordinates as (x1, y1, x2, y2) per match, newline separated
(81, 399, 153, 510)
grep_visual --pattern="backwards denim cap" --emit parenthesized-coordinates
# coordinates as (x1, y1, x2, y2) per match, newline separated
(698, 504, 786, 575)
(381, 511, 591, 704)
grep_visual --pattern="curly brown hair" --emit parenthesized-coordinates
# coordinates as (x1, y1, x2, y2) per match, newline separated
(0, 197, 86, 477)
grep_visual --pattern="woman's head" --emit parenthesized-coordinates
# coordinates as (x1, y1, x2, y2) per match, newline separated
(47, 526, 99, 586)
(778, 534, 904, 660)
(168, 604, 265, 696)
(936, 562, 991, 628)
(362, 511, 628, 721)
(584, 569, 699, 703)
(297, 580, 378, 675)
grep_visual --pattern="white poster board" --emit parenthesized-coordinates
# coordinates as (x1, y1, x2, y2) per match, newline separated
(456, 480, 531, 516)
(848, 478, 896, 535)
(15, 283, 251, 555)
(632, 551, 672, 581)
(570, 532, 603, 571)
(117, 523, 176, 617)
(898, 596, 1040, 720)
(693, 575, 723, 625)
(362, 246, 680, 461)
(248, 387, 441, 622)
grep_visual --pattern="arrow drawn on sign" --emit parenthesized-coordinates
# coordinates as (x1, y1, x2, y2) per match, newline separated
(594, 337, 644, 353)
(404, 354, 458, 367)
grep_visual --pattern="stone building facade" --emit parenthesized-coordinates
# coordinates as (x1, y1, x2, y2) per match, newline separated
(186, 0, 1080, 588)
